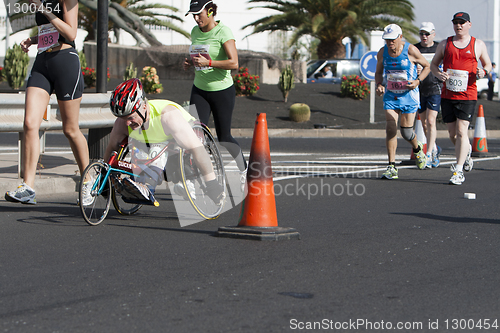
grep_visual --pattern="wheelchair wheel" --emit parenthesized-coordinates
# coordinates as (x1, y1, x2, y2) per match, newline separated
(111, 182, 143, 215)
(179, 123, 226, 219)
(79, 161, 111, 226)
(110, 146, 143, 215)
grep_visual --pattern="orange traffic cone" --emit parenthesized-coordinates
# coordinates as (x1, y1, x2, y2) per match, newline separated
(411, 113, 427, 160)
(472, 105, 489, 157)
(217, 113, 300, 241)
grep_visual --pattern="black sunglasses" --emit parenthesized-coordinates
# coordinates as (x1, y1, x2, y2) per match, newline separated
(453, 20, 467, 25)
(419, 32, 431, 36)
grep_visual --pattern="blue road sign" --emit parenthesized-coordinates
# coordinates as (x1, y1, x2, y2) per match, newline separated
(359, 51, 378, 81)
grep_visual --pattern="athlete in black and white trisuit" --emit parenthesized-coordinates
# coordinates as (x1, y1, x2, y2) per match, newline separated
(5, 0, 89, 205)
(414, 22, 443, 169)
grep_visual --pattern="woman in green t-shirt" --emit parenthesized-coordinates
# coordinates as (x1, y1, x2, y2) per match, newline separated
(183, 0, 247, 189)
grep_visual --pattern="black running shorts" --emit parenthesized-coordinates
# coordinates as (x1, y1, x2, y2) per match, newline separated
(27, 48, 84, 101)
(440, 98, 477, 123)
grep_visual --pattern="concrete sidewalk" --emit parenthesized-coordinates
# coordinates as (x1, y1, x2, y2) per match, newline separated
(2, 128, 500, 200)
(1, 150, 80, 201)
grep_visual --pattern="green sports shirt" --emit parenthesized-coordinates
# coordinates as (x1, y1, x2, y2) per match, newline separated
(128, 100, 195, 144)
(190, 21, 235, 92)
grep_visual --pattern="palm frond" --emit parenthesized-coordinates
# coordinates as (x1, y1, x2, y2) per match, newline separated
(245, 0, 418, 59)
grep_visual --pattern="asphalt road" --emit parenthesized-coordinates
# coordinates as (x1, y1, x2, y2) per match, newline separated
(1, 138, 500, 332)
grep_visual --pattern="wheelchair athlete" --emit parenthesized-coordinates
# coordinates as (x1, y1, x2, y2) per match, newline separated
(103, 78, 224, 205)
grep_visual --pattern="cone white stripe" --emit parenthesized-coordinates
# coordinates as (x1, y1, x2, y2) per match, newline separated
(473, 117, 487, 138)
(415, 115, 427, 144)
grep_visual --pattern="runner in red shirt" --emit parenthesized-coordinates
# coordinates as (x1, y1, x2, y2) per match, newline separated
(431, 12, 492, 185)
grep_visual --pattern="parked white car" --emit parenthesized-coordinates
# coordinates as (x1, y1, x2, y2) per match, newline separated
(476, 77, 498, 99)
(306, 59, 361, 84)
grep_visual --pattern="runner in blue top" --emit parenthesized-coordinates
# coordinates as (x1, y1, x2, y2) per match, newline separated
(375, 24, 431, 180)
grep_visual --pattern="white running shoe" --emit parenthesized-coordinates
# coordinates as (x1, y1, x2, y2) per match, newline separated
(424, 152, 432, 169)
(174, 180, 196, 200)
(81, 177, 95, 206)
(449, 171, 465, 185)
(123, 177, 152, 201)
(5, 183, 36, 204)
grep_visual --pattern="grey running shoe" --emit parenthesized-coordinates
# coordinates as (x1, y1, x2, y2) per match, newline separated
(5, 183, 36, 204)
(449, 170, 465, 185)
(464, 145, 473, 172)
(381, 165, 398, 180)
(415, 141, 427, 170)
(81, 178, 95, 206)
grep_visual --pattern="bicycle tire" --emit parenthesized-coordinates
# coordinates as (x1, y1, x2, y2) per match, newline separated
(179, 124, 225, 219)
(111, 145, 143, 215)
(111, 185, 143, 215)
(79, 161, 112, 226)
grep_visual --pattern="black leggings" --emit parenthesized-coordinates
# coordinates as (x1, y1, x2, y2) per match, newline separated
(27, 47, 83, 100)
(190, 84, 247, 171)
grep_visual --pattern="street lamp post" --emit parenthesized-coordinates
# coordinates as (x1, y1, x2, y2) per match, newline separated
(88, 0, 111, 160)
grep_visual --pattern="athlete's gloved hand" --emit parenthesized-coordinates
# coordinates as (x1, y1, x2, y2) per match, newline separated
(205, 179, 225, 205)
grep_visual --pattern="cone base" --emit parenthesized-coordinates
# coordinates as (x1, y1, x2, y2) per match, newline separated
(217, 226, 301, 241)
(471, 151, 495, 158)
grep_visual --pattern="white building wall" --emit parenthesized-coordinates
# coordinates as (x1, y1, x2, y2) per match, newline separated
(113, 0, 274, 52)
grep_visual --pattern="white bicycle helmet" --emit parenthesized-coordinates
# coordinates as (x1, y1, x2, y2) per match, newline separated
(110, 78, 145, 117)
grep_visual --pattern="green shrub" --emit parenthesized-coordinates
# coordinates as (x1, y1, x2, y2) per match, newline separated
(340, 74, 370, 100)
(79, 50, 87, 69)
(289, 103, 310, 122)
(124, 62, 137, 81)
(4, 44, 30, 90)
(278, 66, 295, 102)
(140, 66, 163, 94)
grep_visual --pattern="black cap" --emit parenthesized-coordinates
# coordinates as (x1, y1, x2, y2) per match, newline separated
(185, 0, 213, 16)
(452, 12, 470, 22)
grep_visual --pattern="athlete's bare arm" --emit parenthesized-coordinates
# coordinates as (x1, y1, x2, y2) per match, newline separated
(161, 106, 216, 181)
(408, 44, 430, 89)
(375, 47, 386, 96)
(103, 118, 129, 161)
(431, 40, 448, 82)
(475, 39, 492, 78)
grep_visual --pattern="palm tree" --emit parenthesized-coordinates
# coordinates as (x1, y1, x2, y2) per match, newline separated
(78, 0, 190, 46)
(5, 0, 190, 46)
(244, 0, 418, 59)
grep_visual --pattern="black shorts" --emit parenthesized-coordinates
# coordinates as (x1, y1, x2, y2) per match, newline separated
(27, 47, 84, 101)
(418, 94, 441, 113)
(440, 99, 476, 123)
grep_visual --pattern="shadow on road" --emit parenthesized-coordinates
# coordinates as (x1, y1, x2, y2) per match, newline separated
(392, 212, 500, 225)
